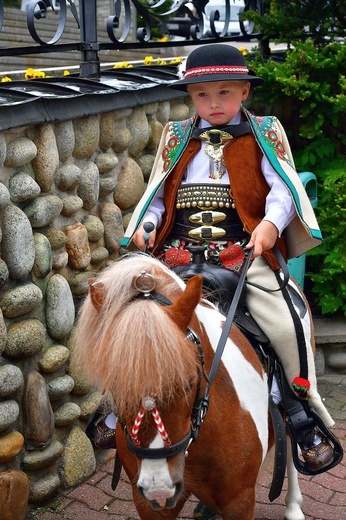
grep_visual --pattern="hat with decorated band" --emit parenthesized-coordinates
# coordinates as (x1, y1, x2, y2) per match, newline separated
(170, 44, 265, 91)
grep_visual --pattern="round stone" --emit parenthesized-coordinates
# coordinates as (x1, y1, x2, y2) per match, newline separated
(0, 364, 24, 397)
(65, 223, 91, 270)
(61, 195, 84, 216)
(112, 127, 132, 153)
(24, 371, 54, 450)
(78, 162, 99, 210)
(44, 228, 67, 250)
(4, 137, 37, 167)
(9, 172, 41, 202)
(0, 282, 43, 318)
(82, 215, 104, 242)
(22, 440, 63, 471)
(0, 431, 25, 463)
(169, 102, 190, 121)
(114, 157, 144, 210)
(73, 115, 100, 159)
(31, 124, 59, 192)
(0, 259, 9, 287)
(127, 107, 149, 157)
(5, 319, 46, 358)
(47, 375, 75, 401)
(95, 153, 118, 173)
(54, 164, 81, 191)
(0, 400, 20, 432)
(46, 274, 75, 340)
(55, 120, 75, 161)
(33, 233, 52, 278)
(60, 426, 96, 487)
(39, 345, 70, 373)
(54, 402, 81, 426)
(90, 246, 109, 264)
(0, 182, 10, 208)
(1, 205, 35, 280)
(29, 472, 60, 503)
(24, 195, 63, 228)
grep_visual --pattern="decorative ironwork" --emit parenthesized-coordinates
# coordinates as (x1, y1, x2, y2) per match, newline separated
(0, 0, 264, 76)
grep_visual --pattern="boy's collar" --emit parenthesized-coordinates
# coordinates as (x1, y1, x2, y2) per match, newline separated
(197, 111, 242, 129)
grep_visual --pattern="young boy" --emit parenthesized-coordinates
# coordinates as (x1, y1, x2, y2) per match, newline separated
(102, 44, 340, 518)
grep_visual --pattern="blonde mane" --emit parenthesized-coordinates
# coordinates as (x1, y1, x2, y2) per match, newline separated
(73, 254, 199, 416)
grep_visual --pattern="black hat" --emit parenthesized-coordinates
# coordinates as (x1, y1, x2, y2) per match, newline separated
(170, 44, 265, 91)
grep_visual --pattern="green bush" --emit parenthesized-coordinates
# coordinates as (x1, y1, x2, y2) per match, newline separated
(306, 158, 346, 316)
(246, 41, 346, 316)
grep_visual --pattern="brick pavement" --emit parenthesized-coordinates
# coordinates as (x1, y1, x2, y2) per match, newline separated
(29, 374, 346, 520)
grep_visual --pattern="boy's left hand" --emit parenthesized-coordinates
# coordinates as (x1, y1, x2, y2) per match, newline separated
(246, 220, 278, 258)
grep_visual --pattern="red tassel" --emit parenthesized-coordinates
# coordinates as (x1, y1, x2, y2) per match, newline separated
(292, 377, 311, 397)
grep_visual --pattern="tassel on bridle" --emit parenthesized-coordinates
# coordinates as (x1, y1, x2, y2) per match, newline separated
(130, 396, 172, 448)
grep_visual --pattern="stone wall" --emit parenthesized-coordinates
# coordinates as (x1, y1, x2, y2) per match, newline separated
(0, 94, 194, 518)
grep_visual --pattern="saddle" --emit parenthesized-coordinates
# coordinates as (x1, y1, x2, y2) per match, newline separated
(173, 260, 268, 343)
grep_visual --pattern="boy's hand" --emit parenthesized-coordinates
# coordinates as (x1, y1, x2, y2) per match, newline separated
(246, 220, 278, 258)
(132, 224, 156, 250)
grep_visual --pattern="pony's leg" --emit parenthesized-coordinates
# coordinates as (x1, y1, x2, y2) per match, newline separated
(218, 488, 256, 520)
(284, 440, 305, 520)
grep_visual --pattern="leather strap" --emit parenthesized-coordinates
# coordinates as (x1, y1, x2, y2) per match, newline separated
(246, 245, 290, 293)
(191, 121, 251, 140)
(206, 248, 253, 389)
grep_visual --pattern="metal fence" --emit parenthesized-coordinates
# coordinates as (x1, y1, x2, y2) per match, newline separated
(0, 0, 264, 76)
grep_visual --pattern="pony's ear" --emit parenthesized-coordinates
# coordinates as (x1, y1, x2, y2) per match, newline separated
(88, 279, 105, 311)
(166, 275, 203, 331)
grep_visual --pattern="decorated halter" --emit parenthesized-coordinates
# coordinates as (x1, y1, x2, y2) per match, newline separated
(130, 396, 172, 448)
(123, 269, 208, 460)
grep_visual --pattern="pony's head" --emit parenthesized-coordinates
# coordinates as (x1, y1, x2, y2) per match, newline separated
(73, 254, 202, 415)
(73, 254, 206, 508)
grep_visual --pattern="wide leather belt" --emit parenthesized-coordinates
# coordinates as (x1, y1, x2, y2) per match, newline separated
(174, 208, 246, 242)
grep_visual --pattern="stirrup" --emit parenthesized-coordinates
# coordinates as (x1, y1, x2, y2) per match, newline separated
(274, 361, 343, 475)
(287, 408, 343, 475)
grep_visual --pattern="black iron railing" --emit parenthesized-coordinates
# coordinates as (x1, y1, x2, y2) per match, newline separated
(0, 0, 264, 76)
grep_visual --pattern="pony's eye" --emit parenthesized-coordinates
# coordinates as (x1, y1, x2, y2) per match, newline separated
(184, 379, 195, 394)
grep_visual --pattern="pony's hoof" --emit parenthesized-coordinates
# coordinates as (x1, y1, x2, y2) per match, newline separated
(193, 502, 218, 520)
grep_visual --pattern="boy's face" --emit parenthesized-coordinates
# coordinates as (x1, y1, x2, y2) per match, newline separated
(187, 80, 250, 126)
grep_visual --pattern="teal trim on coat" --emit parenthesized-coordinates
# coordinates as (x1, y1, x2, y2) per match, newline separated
(245, 111, 303, 216)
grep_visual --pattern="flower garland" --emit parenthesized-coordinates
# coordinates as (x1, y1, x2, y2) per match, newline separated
(0, 56, 183, 82)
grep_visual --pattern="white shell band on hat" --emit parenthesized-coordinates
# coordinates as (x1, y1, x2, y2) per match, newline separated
(184, 65, 249, 78)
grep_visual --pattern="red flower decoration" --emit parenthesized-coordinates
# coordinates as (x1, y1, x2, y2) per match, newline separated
(267, 130, 278, 142)
(162, 147, 170, 159)
(219, 244, 245, 272)
(164, 248, 192, 268)
(168, 136, 178, 148)
(292, 377, 311, 398)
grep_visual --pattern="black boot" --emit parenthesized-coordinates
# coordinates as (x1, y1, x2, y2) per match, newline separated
(193, 502, 218, 520)
(85, 408, 116, 449)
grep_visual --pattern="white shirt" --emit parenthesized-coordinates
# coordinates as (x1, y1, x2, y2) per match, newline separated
(144, 112, 296, 236)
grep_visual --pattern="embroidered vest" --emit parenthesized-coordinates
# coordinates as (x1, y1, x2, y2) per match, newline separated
(153, 134, 287, 270)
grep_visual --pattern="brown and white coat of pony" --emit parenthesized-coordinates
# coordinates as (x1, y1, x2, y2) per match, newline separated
(73, 254, 305, 520)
